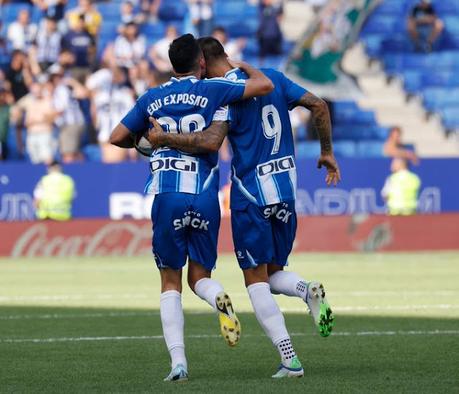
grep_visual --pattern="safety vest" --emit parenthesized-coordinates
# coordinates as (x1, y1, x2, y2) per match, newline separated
(386, 170, 421, 216)
(36, 173, 75, 221)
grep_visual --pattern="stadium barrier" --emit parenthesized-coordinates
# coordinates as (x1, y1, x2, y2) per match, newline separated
(1, 159, 458, 221)
(1, 214, 458, 257)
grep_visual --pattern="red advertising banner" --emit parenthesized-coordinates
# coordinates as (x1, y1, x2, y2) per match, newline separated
(1, 214, 458, 257)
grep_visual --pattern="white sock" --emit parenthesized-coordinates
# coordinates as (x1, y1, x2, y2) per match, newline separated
(194, 277, 224, 310)
(247, 282, 296, 364)
(269, 271, 308, 301)
(160, 290, 187, 370)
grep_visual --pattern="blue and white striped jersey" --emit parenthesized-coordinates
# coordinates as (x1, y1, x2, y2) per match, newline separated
(121, 75, 245, 195)
(226, 68, 307, 208)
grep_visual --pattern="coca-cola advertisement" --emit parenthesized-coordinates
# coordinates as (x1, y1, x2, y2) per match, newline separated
(1, 215, 458, 257)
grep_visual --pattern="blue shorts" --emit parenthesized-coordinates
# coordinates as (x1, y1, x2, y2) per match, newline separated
(231, 200, 297, 270)
(151, 190, 220, 271)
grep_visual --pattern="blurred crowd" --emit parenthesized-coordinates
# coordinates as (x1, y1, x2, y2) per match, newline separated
(0, 0, 285, 163)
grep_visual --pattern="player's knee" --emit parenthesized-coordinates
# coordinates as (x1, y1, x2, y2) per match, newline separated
(244, 265, 269, 287)
(267, 264, 283, 277)
(187, 261, 211, 292)
(161, 282, 182, 293)
(160, 267, 182, 293)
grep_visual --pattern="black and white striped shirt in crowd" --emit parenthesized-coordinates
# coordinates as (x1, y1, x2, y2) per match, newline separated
(36, 29, 62, 64)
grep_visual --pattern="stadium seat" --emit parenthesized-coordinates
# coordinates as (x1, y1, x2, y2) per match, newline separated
(295, 141, 320, 158)
(357, 141, 385, 158)
(402, 71, 422, 93)
(332, 141, 357, 158)
(362, 16, 396, 35)
(140, 23, 166, 37)
(158, 1, 187, 22)
(423, 72, 459, 87)
(441, 107, 459, 130)
(374, 1, 406, 16)
(82, 144, 102, 162)
(444, 17, 459, 35)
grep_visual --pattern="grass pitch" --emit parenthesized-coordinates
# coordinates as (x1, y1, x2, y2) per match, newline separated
(1, 253, 458, 393)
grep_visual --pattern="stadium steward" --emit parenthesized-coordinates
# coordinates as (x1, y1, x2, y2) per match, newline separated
(381, 158, 421, 216)
(33, 161, 76, 221)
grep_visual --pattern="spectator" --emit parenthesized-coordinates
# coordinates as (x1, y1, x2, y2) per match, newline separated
(7, 8, 38, 51)
(67, 0, 102, 37)
(212, 26, 245, 61)
(32, 0, 68, 22)
(15, 76, 57, 164)
(50, 66, 87, 163)
(141, 0, 161, 21)
(86, 66, 135, 162)
(112, 22, 146, 68)
(120, 1, 145, 25)
(257, 0, 283, 59)
(32, 16, 62, 72)
(149, 25, 178, 73)
(381, 158, 421, 216)
(407, 0, 444, 52)
(128, 60, 154, 96)
(61, 14, 96, 82)
(34, 161, 75, 221)
(189, 0, 214, 37)
(5, 50, 33, 102)
(383, 126, 419, 165)
(51, 48, 77, 76)
(0, 81, 13, 160)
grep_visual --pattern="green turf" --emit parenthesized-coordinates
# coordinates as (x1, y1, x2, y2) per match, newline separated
(1, 253, 458, 393)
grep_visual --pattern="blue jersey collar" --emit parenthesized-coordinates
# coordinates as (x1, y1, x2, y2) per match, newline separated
(224, 68, 240, 78)
(170, 75, 199, 83)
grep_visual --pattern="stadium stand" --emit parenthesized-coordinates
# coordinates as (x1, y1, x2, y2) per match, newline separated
(0, 0, 400, 162)
(360, 0, 459, 135)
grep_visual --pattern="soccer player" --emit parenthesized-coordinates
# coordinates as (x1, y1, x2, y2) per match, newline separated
(110, 34, 274, 382)
(147, 37, 340, 378)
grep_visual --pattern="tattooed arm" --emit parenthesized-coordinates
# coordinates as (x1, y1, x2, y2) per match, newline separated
(147, 117, 228, 154)
(296, 92, 341, 185)
(296, 92, 333, 153)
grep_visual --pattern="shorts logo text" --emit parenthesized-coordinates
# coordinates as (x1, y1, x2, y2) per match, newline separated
(263, 204, 292, 223)
(173, 211, 209, 231)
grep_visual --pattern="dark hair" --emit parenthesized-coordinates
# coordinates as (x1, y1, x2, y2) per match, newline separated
(168, 34, 202, 74)
(197, 36, 226, 65)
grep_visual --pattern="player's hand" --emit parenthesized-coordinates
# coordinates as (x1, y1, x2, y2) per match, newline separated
(317, 152, 341, 186)
(147, 116, 165, 149)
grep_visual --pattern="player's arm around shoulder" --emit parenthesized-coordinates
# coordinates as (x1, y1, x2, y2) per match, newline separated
(110, 123, 135, 148)
(235, 61, 274, 99)
(110, 91, 150, 148)
(147, 117, 229, 154)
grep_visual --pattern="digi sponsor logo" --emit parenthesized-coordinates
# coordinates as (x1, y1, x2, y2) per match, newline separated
(173, 210, 210, 231)
(263, 203, 293, 223)
(257, 156, 295, 177)
(150, 157, 198, 173)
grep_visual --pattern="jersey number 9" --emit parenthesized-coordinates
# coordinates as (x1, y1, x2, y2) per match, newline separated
(261, 105, 282, 155)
